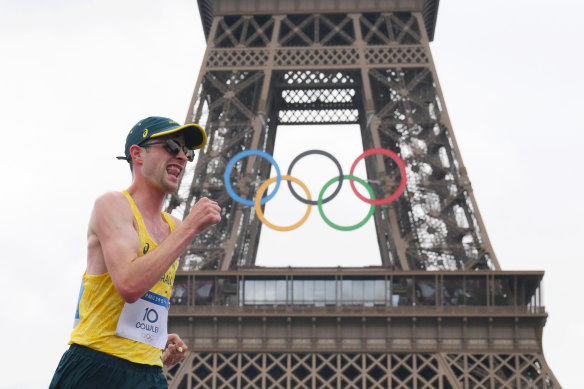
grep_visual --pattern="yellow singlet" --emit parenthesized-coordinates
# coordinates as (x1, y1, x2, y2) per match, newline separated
(69, 190, 178, 366)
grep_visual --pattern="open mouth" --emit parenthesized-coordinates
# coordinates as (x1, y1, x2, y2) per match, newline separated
(166, 164, 183, 178)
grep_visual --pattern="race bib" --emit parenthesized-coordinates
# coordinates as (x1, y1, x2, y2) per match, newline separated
(115, 291, 169, 349)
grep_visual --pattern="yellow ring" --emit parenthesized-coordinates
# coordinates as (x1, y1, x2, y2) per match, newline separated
(255, 175, 312, 231)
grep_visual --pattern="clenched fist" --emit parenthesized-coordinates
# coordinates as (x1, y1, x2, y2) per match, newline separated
(184, 197, 221, 235)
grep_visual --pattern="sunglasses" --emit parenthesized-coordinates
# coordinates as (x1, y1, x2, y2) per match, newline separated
(141, 139, 195, 162)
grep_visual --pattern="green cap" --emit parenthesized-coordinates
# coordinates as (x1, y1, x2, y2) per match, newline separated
(118, 116, 207, 161)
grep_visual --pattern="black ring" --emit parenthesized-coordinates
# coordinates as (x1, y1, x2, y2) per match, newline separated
(286, 150, 343, 205)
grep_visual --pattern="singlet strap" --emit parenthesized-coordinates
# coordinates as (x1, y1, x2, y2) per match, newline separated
(121, 190, 176, 235)
(121, 190, 149, 235)
(161, 212, 176, 232)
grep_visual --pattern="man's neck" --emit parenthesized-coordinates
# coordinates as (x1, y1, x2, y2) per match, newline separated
(125, 182, 166, 221)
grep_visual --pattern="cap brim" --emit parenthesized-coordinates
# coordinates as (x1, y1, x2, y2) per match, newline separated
(150, 123, 207, 149)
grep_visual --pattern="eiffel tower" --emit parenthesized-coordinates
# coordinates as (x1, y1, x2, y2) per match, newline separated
(163, 1, 561, 387)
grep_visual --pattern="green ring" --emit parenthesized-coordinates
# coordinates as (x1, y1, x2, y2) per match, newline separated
(317, 175, 375, 231)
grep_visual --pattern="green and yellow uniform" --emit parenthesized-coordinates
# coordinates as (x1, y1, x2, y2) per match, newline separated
(50, 191, 178, 388)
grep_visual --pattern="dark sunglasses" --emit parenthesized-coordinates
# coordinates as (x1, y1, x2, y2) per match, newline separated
(141, 139, 195, 162)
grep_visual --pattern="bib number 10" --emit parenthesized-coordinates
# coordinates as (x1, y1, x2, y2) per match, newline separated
(143, 308, 159, 323)
(116, 291, 169, 349)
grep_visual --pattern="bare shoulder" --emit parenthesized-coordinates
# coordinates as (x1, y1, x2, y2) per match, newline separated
(87, 191, 134, 275)
(94, 191, 129, 209)
(89, 191, 134, 231)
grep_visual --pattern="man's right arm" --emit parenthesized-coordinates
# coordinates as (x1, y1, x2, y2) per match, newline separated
(88, 192, 221, 303)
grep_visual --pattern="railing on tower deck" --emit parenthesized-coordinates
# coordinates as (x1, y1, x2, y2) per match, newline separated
(167, 334, 541, 353)
(169, 268, 545, 315)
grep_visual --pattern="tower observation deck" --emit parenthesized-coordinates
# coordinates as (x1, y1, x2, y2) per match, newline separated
(163, 1, 560, 387)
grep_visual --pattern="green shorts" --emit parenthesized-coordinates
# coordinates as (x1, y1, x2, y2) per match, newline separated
(49, 344, 167, 389)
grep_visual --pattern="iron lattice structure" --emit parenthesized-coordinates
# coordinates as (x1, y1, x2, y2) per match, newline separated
(165, 352, 553, 388)
(163, 1, 560, 387)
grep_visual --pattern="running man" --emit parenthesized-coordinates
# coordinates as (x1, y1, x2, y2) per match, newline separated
(49, 116, 221, 388)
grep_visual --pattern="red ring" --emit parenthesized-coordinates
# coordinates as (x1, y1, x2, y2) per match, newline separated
(349, 148, 407, 205)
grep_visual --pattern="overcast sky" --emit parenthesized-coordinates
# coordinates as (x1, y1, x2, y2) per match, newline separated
(1, 1, 582, 388)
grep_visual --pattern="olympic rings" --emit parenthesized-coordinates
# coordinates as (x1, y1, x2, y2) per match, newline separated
(224, 150, 282, 206)
(224, 148, 407, 231)
(318, 175, 375, 231)
(255, 175, 312, 231)
(349, 148, 407, 205)
(287, 150, 343, 205)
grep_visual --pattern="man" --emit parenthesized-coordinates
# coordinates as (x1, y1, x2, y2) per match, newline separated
(50, 117, 221, 388)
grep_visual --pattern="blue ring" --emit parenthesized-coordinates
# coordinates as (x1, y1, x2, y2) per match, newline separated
(224, 150, 282, 206)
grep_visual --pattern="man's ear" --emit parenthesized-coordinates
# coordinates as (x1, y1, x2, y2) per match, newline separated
(129, 144, 144, 165)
